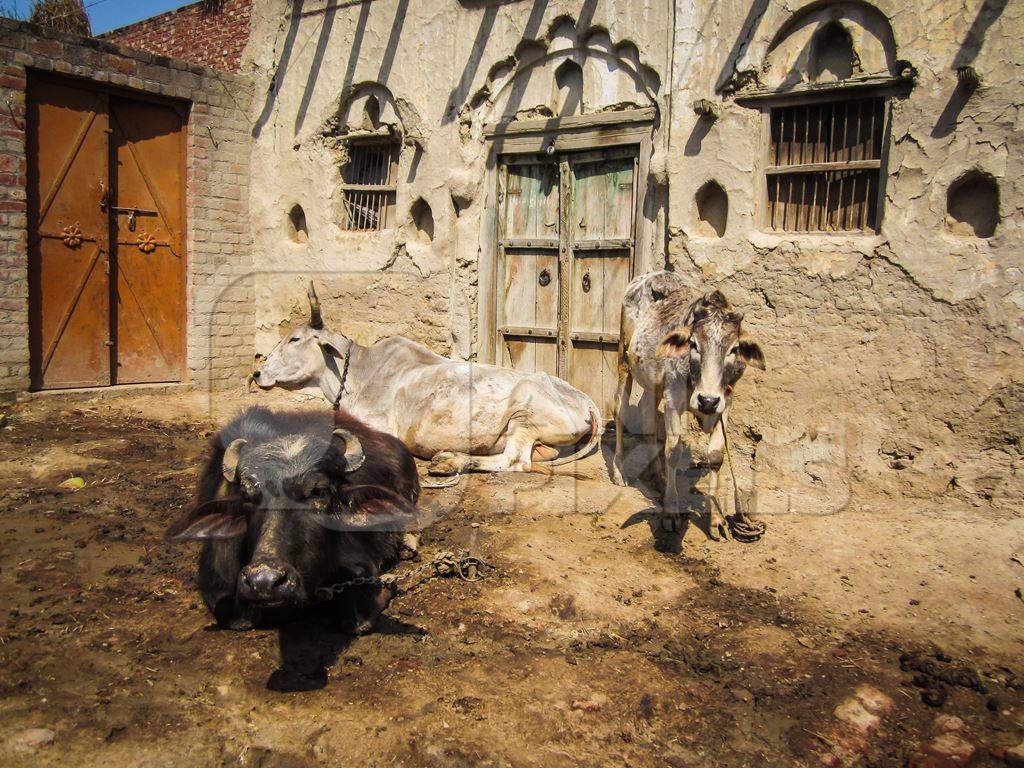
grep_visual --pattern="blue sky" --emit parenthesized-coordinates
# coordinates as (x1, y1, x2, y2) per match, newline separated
(6, 0, 192, 35)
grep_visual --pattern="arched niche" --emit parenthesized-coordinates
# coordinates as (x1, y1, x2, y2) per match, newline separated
(694, 181, 728, 238)
(409, 197, 435, 243)
(763, 1, 898, 90)
(287, 203, 308, 243)
(319, 82, 421, 143)
(472, 21, 659, 125)
(946, 171, 999, 239)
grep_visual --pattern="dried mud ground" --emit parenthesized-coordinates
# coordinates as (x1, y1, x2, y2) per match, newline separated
(0, 390, 1022, 768)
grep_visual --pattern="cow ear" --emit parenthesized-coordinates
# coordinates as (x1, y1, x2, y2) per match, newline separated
(165, 507, 247, 541)
(656, 327, 691, 358)
(737, 339, 765, 370)
(332, 428, 365, 471)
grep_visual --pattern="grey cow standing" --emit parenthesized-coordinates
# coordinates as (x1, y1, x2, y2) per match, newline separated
(611, 271, 765, 538)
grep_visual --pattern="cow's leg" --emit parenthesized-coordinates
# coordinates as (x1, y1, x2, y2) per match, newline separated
(429, 412, 539, 475)
(611, 366, 633, 486)
(703, 412, 730, 541)
(650, 382, 666, 487)
(661, 403, 686, 531)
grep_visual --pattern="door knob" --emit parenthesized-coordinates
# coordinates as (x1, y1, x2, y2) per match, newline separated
(539, 268, 551, 287)
(582, 272, 591, 292)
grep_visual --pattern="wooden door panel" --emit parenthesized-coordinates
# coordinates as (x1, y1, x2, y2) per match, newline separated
(110, 98, 185, 384)
(498, 160, 560, 378)
(567, 154, 637, 417)
(495, 149, 637, 415)
(571, 156, 634, 241)
(27, 77, 110, 389)
(502, 161, 558, 240)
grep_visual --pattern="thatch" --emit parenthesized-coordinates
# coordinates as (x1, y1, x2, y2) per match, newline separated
(29, 0, 91, 36)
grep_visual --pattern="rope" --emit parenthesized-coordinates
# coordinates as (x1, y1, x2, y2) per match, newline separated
(719, 418, 766, 542)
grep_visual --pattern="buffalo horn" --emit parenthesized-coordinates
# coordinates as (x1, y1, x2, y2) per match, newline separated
(332, 429, 365, 471)
(222, 438, 247, 483)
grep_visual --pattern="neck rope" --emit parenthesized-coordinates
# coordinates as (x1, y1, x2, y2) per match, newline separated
(324, 340, 353, 411)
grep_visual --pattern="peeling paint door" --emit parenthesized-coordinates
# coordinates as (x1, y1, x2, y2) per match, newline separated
(496, 147, 637, 417)
(496, 158, 560, 377)
(567, 150, 637, 417)
(27, 74, 186, 390)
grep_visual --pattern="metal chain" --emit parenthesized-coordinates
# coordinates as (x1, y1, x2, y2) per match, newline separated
(314, 549, 490, 602)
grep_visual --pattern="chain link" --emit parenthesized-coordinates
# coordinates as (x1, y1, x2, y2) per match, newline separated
(314, 549, 490, 602)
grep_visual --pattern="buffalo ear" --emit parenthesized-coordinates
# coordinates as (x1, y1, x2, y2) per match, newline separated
(332, 428, 365, 472)
(738, 339, 765, 370)
(656, 327, 691, 358)
(165, 508, 247, 541)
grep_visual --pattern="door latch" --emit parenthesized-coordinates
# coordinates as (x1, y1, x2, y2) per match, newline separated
(538, 268, 551, 287)
(109, 206, 158, 232)
(582, 272, 591, 293)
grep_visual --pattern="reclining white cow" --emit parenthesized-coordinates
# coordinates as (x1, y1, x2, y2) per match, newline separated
(249, 284, 603, 476)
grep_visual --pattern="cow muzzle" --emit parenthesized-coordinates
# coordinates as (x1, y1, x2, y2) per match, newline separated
(239, 562, 300, 605)
(695, 393, 721, 415)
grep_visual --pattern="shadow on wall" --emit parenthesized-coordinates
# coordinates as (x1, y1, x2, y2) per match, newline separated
(253, 0, 410, 139)
(933, 0, 1009, 139)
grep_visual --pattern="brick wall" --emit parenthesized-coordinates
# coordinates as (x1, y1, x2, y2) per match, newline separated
(101, 0, 253, 74)
(0, 18, 255, 395)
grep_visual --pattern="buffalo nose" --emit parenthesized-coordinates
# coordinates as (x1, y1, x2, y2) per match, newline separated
(696, 394, 721, 414)
(244, 565, 287, 596)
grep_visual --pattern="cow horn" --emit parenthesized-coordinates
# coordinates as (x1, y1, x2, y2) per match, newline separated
(308, 281, 323, 329)
(332, 429, 365, 472)
(222, 438, 247, 483)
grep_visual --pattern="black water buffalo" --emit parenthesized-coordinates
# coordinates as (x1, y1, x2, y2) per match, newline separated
(166, 406, 419, 632)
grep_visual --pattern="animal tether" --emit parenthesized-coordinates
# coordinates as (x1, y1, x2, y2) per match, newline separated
(718, 417, 767, 542)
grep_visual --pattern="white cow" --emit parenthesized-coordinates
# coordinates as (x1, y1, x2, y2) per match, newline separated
(249, 284, 603, 476)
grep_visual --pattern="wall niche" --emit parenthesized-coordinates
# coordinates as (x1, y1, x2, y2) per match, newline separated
(809, 21, 857, 82)
(694, 180, 728, 238)
(287, 204, 308, 243)
(946, 171, 999, 239)
(410, 198, 434, 243)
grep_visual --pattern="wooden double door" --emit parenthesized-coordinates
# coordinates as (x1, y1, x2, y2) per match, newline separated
(27, 74, 186, 389)
(496, 147, 637, 417)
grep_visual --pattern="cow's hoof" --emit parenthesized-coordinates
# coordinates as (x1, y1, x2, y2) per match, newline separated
(611, 467, 628, 486)
(428, 451, 464, 476)
(707, 510, 731, 541)
(660, 513, 683, 532)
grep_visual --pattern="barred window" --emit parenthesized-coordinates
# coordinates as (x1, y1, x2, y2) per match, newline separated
(766, 96, 886, 233)
(341, 140, 398, 231)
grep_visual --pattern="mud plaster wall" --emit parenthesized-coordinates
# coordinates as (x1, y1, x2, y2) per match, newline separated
(244, 0, 1022, 511)
(669, 0, 1023, 511)
(243, 0, 669, 360)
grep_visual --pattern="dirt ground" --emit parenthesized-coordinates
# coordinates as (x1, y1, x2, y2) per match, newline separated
(0, 388, 1022, 767)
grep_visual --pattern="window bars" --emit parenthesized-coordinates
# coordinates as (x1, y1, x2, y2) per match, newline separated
(766, 96, 885, 233)
(341, 141, 398, 231)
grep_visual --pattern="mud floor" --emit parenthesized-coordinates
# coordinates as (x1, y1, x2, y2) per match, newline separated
(0, 391, 1022, 767)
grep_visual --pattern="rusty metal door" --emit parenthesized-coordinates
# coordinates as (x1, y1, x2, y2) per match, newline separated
(109, 97, 186, 384)
(27, 75, 186, 389)
(27, 76, 111, 388)
(495, 147, 638, 417)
